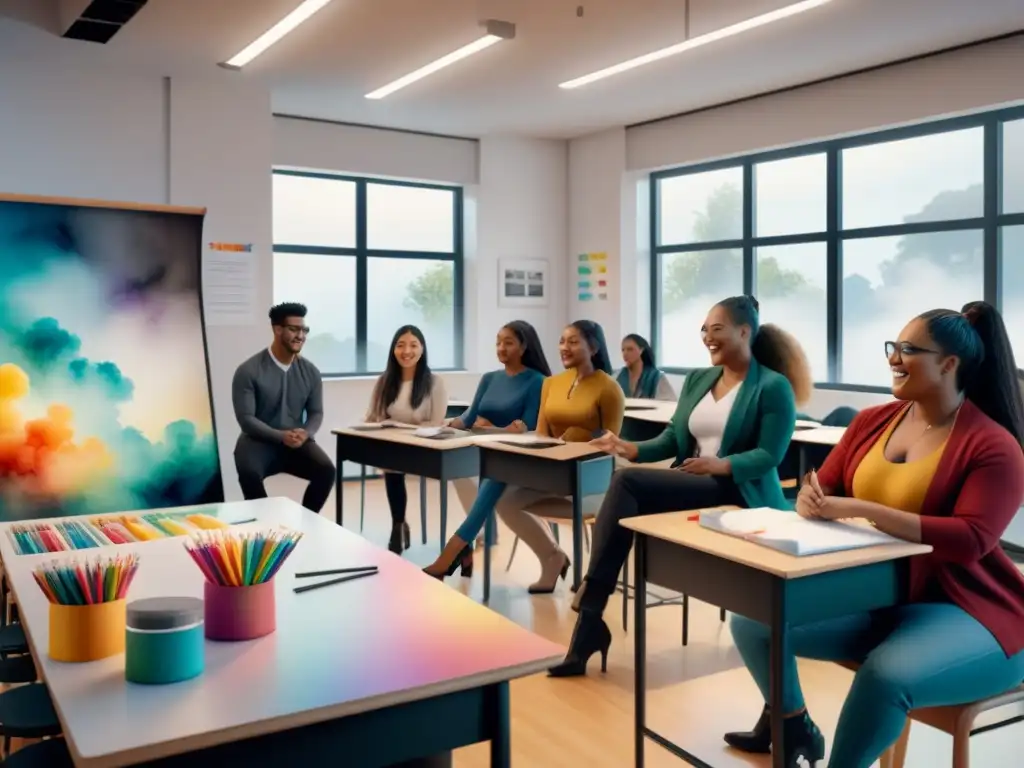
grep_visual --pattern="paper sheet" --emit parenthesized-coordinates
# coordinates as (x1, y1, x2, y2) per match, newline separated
(203, 246, 256, 326)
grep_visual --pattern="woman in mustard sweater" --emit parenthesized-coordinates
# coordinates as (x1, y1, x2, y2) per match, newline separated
(424, 320, 624, 593)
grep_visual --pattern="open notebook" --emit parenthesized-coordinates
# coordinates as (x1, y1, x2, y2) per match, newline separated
(699, 508, 902, 557)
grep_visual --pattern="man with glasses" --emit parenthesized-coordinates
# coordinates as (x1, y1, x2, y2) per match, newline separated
(231, 302, 335, 512)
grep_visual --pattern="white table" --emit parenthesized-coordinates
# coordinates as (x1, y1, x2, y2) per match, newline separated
(0, 498, 563, 767)
(791, 425, 846, 477)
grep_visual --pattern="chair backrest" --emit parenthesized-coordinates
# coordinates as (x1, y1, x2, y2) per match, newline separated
(822, 406, 859, 427)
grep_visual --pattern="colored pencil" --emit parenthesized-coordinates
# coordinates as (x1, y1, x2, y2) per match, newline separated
(31, 553, 140, 605)
(295, 566, 378, 578)
(184, 529, 303, 587)
(294, 570, 378, 594)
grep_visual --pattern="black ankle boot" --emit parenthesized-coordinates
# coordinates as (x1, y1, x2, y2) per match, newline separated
(388, 522, 410, 555)
(547, 611, 611, 677)
(724, 707, 826, 766)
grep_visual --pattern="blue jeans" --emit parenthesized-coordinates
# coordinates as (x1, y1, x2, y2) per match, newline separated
(454, 478, 506, 544)
(730, 603, 1024, 768)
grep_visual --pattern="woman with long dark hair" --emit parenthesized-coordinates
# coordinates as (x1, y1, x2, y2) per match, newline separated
(723, 301, 1024, 768)
(364, 325, 448, 555)
(424, 320, 624, 593)
(616, 333, 675, 400)
(550, 295, 812, 677)
(448, 321, 551, 553)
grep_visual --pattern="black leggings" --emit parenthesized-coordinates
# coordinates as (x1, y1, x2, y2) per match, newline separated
(383, 472, 408, 525)
(580, 467, 744, 614)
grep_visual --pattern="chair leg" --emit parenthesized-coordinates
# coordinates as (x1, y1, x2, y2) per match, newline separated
(719, 607, 726, 622)
(551, 522, 559, 544)
(951, 713, 972, 768)
(505, 537, 519, 571)
(359, 465, 367, 532)
(682, 593, 689, 646)
(584, 525, 590, 553)
(622, 550, 629, 633)
(419, 476, 428, 545)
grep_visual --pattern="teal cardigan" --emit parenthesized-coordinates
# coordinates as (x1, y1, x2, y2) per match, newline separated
(634, 359, 795, 510)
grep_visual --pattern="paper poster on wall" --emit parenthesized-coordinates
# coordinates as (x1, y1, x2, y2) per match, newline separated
(499, 258, 548, 307)
(0, 194, 224, 520)
(204, 242, 257, 326)
(578, 252, 611, 301)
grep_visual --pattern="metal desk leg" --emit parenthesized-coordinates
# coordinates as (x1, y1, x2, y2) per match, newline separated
(439, 479, 448, 547)
(634, 533, 648, 768)
(798, 444, 808, 480)
(334, 435, 344, 527)
(770, 578, 788, 768)
(420, 476, 428, 545)
(571, 463, 584, 590)
(359, 464, 367, 532)
(487, 682, 511, 768)
(483, 513, 493, 603)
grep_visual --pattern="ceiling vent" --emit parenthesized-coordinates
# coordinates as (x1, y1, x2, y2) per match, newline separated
(59, 0, 148, 44)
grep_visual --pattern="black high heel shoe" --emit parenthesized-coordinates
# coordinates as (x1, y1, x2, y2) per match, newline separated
(723, 706, 825, 766)
(547, 612, 611, 677)
(424, 544, 473, 580)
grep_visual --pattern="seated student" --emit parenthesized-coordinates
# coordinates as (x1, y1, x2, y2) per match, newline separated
(448, 321, 551, 539)
(724, 302, 1024, 768)
(549, 295, 812, 677)
(232, 302, 335, 512)
(365, 325, 448, 555)
(423, 320, 624, 592)
(615, 333, 675, 401)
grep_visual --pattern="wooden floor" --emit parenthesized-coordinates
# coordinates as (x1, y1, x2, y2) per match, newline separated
(12, 474, 1008, 767)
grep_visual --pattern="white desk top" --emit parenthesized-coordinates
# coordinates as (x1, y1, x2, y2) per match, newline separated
(791, 426, 846, 446)
(621, 508, 930, 579)
(623, 402, 822, 432)
(0, 499, 564, 767)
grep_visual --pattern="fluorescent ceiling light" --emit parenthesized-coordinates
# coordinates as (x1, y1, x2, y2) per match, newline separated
(559, 0, 834, 89)
(221, 0, 337, 69)
(366, 20, 515, 100)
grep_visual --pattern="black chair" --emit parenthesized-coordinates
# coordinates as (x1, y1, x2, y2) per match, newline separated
(0, 625, 28, 659)
(0, 685, 62, 758)
(2, 738, 73, 767)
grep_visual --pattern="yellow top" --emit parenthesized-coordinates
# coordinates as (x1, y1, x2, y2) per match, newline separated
(850, 407, 948, 515)
(536, 369, 624, 442)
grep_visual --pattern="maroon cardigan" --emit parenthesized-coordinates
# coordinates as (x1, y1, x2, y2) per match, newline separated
(818, 399, 1024, 657)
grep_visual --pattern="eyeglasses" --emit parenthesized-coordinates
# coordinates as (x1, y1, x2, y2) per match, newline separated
(884, 341, 940, 358)
(283, 324, 310, 336)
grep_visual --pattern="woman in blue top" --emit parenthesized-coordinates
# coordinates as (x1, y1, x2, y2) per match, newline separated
(447, 321, 551, 559)
(615, 333, 675, 401)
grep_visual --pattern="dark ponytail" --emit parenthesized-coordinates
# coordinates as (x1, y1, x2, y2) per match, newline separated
(716, 295, 813, 405)
(920, 303, 1024, 448)
(624, 333, 657, 369)
(504, 320, 552, 377)
(570, 319, 613, 375)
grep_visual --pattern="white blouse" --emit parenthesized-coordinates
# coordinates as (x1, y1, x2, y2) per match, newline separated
(366, 376, 448, 426)
(687, 385, 740, 459)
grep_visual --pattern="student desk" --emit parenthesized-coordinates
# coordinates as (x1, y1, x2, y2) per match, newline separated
(0, 498, 563, 768)
(476, 440, 613, 600)
(333, 427, 480, 546)
(791, 425, 846, 477)
(621, 400, 675, 441)
(620, 508, 930, 768)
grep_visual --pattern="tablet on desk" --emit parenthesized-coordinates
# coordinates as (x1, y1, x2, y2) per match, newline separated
(497, 440, 561, 450)
(625, 405, 658, 412)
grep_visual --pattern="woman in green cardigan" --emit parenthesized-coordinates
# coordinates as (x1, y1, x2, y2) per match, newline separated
(549, 295, 813, 677)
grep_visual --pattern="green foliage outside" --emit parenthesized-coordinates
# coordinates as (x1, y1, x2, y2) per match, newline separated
(403, 262, 454, 323)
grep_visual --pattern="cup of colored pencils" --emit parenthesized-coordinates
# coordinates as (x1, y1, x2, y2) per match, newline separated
(35, 554, 139, 663)
(184, 530, 302, 641)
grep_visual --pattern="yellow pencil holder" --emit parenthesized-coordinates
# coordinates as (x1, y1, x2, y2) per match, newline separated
(49, 600, 127, 663)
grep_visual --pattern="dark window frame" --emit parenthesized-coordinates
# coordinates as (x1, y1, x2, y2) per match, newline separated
(272, 169, 465, 377)
(650, 105, 1024, 393)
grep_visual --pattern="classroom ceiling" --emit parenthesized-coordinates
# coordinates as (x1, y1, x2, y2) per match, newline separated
(3, 0, 1024, 138)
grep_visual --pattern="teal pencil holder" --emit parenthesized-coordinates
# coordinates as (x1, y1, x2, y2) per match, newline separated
(125, 597, 205, 685)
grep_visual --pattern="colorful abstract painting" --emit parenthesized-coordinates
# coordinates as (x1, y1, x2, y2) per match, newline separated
(0, 196, 223, 520)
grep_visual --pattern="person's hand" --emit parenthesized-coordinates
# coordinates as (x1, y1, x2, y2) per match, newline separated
(506, 420, 527, 433)
(292, 428, 308, 446)
(813, 496, 861, 521)
(447, 418, 464, 429)
(795, 470, 825, 518)
(680, 457, 730, 476)
(283, 430, 301, 448)
(589, 430, 638, 460)
(474, 416, 494, 428)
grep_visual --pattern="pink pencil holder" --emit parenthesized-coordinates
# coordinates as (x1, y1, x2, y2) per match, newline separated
(203, 580, 276, 641)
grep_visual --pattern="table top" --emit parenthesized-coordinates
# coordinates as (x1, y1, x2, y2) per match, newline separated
(332, 425, 477, 451)
(791, 426, 847, 446)
(623, 402, 821, 432)
(0, 499, 564, 767)
(475, 438, 609, 462)
(620, 507, 931, 579)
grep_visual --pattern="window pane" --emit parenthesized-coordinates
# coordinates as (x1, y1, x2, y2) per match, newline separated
(367, 258, 455, 371)
(272, 174, 356, 247)
(658, 249, 743, 368)
(999, 226, 1024, 358)
(841, 128, 984, 229)
(841, 231, 983, 386)
(658, 168, 743, 245)
(755, 154, 826, 237)
(755, 243, 828, 380)
(367, 184, 455, 252)
(1003, 119, 1024, 214)
(273, 253, 356, 374)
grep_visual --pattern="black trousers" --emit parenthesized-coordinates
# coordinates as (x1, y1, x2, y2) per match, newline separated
(383, 472, 408, 525)
(234, 434, 335, 513)
(582, 467, 743, 612)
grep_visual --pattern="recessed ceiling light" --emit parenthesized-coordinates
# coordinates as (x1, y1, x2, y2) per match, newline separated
(220, 0, 337, 70)
(366, 20, 516, 100)
(559, 0, 834, 89)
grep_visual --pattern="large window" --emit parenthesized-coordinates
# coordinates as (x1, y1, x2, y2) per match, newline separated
(273, 171, 463, 375)
(650, 105, 1024, 390)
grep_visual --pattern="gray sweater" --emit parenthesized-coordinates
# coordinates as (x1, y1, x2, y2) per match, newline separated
(232, 350, 324, 443)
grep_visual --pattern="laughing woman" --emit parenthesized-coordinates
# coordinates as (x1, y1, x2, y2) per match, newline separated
(549, 295, 812, 677)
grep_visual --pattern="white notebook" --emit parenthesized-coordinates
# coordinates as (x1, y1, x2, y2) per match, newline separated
(699, 507, 902, 557)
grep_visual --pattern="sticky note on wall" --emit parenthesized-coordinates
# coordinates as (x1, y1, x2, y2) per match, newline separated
(578, 280, 591, 288)
(578, 292, 593, 301)
(578, 266, 592, 275)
